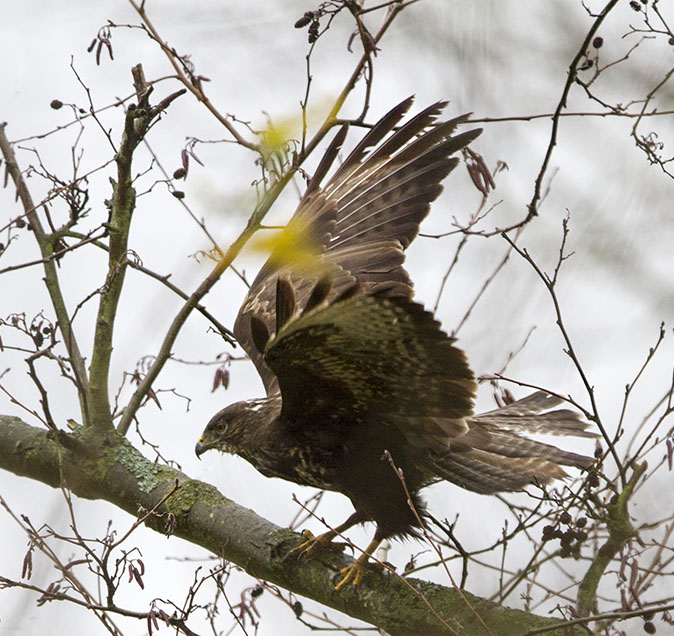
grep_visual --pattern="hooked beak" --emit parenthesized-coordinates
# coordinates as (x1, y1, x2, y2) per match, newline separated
(194, 441, 208, 459)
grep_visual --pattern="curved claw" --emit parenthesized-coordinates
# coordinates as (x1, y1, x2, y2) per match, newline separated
(333, 536, 383, 591)
(285, 529, 319, 561)
(334, 561, 366, 591)
(285, 515, 380, 591)
(286, 528, 345, 562)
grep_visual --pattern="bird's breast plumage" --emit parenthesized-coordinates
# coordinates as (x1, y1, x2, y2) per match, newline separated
(240, 437, 343, 491)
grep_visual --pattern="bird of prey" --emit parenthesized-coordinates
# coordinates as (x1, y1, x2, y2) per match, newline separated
(195, 97, 594, 589)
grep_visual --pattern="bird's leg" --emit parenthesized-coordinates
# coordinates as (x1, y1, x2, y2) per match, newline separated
(334, 536, 382, 591)
(288, 511, 363, 559)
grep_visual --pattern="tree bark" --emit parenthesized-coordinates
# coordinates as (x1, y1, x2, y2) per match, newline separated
(0, 414, 585, 636)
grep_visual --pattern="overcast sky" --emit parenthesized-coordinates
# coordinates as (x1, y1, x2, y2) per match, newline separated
(2, 2, 673, 634)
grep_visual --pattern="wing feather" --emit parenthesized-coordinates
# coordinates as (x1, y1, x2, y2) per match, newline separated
(262, 286, 477, 445)
(254, 278, 594, 488)
(275, 277, 296, 334)
(234, 98, 481, 392)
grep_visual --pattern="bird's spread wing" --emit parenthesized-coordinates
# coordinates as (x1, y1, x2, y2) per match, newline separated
(252, 278, 477, 447)
(245, 277, 595, 492)
(234, 97, 481, 394)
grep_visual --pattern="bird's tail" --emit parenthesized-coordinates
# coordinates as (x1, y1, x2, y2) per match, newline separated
(429, 391, 596, 495)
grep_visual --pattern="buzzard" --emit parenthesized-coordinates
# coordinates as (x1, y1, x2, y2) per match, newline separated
(195, 98, 594, 589)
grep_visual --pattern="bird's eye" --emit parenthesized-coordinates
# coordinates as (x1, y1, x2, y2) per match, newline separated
(213, 421, 227, 433)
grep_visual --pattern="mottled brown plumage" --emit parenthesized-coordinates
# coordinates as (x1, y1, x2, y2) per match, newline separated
(196, 98, 595, 587)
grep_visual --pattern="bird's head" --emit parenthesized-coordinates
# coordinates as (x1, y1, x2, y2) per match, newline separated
(195, 397, 279, 459)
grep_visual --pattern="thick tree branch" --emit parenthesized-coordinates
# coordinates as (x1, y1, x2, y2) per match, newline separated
(0, 414, 585, 636)
(86, 103, 141, 430)
(576, 462, 647, 617)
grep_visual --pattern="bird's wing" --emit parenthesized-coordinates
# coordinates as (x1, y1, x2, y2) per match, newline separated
(249, 279, 594, 493)
(251, 278, 477, 445)
(234, 97, 481, 394)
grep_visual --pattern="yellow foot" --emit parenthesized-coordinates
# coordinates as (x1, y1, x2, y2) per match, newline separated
(333, 537, 383, 591)
(334, 561, 366, 591)
(287, 528, 343, 560)
(287, 525, 384, 591)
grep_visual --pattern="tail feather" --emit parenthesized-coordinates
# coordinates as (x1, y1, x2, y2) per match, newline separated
(459, 428, 594, 469)
(427, 391, 595, 494)
(430, 450, 568, 495)
(472, 391, 597, 438)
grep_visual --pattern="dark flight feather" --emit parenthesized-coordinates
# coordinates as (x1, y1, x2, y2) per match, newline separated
(301, 275, 333, 316)
(250, 316, 270, 355)
(234, 97, 481, 393)
(275, 277, 296, 335)
(305, 123, 349, 196)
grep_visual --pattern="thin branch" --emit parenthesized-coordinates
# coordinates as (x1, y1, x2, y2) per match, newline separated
(117, 170, 293, 435)
(527, 0, 621, 220)
(464, 108, 674, 125)
(383, 451, 494, 636)
(501, 229, 625, 484)
(0, 232, 104, 276)
(127, 0, 260, 152)
(0, 123, 90, 423)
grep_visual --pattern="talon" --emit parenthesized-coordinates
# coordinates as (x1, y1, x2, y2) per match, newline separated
(333, 536, 383, 591)
(287, 527, 342, 560)
(335, 561, 365, 590)
(285, 529, 318, 561)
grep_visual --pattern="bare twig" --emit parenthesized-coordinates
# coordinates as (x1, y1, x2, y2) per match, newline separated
(527, 0, 621, 220)
(501, 225, 625, 484)
(0, 124, 90, 422)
